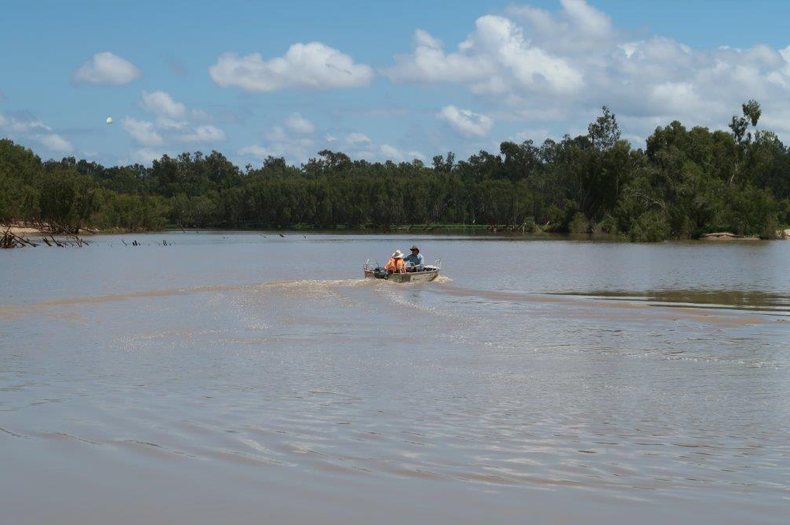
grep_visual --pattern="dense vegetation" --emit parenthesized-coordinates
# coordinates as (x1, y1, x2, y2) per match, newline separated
(2, 101, 789, 240)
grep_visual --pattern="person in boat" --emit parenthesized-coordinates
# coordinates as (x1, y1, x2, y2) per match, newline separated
(384, 250, 406, 274)
(403, 245, 424, 272)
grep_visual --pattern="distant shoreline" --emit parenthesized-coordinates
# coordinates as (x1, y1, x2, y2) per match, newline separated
(5, 223, 787, 242)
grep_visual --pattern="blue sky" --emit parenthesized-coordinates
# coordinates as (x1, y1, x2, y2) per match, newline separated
(2, 0, 790, 166)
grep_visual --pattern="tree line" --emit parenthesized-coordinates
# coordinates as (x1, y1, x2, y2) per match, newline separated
(1, 101, 789, 241)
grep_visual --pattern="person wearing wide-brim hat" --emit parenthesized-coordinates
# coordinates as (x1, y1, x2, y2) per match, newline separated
(385, 249, 406, 274)
(404, 245, 424, 272)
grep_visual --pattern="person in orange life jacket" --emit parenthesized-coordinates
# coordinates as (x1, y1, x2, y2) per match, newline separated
(384, 250, 406, 273)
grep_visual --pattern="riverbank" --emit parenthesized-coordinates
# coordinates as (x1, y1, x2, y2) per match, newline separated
(1, 223, 102, 237)
(2, 224, 48, 236)
(5, 222, 790, 242)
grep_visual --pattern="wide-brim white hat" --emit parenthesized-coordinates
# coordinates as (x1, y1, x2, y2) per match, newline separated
(392, 250, 404, 258)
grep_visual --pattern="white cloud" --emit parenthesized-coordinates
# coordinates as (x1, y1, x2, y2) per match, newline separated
(73, 52, 141, 85)
(384, 15, 582, 95)
(238, 135, 314, 164)
(326, 132, 425, 163)
(141, 90, 187, 119)
(132, 148, 167, 164)
(177, 125, 226, 143)
(346, 132, 372, 145)
(511, 128, 553, 144)
(139, 90, 209, 129)
(1, 113, 76, 156)
(384, 28, 494, 84)
(209, 42, 374, 92)
(507, 0, 614, 54)
(383, 0, 790, 143)
(0, 113, 51, 133)
(380, 144, 425, 162)
(121, 91, 224, 150)
(559, 0, 612, 39)
(239, 127, 425, 165)
(380, 144, 403, 161)
(265, 126, 288, 142)
(238, 144, 275, 158)
(38, 134, 73, 152)
(284, 113, 316, 134)
(122, 117, 163, 146)
(239, 121, 426, 165)
(239, 116, 317, 163)
(437, 105, 493, 138)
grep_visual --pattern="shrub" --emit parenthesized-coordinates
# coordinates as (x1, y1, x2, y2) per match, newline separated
(629, 210, 671, 242)
(598, 214, 619, 234)
(569, 212, 590, 233)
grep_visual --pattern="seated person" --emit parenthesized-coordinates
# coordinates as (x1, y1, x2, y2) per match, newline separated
(403, 245, 424, 272)
(384, 250, 406, 274)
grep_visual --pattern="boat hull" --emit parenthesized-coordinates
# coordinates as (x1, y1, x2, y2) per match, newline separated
(364, 269, 439, 282)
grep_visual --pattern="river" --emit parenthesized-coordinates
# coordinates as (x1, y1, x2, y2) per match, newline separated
(1, 232, 788, 524)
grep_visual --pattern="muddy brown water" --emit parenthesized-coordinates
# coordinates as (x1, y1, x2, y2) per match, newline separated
(1, 232, 789, 524)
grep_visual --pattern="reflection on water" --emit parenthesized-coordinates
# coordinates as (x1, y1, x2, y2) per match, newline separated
(561, 289, 790, 315)
(1, 232, 789, 525)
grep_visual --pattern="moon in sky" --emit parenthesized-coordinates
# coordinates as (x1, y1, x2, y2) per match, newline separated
(106, 117, 113, 125)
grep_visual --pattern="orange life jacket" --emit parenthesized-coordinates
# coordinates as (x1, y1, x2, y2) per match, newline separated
(385, 258, 405, 273)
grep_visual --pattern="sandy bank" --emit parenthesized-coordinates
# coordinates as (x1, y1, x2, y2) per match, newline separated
(2, 225, 47, 236)
(699, 232, 761, 241)
(1, 223, 99, 237)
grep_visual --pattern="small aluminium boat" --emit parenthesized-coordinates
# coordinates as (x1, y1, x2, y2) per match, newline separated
(363, 259, 441, 283)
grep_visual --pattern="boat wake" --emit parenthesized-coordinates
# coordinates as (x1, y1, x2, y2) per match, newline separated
(0, 276, 454, 320)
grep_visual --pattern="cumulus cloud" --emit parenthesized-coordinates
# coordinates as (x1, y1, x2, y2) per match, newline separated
(1, 112, 75, 156)
(384, 0, 790, 142)
(122, 117, 164, 146)
(284, 113, 316, 134)
(121, 91, 225, 152)
(238, 136, 314, 164)
(511, 128, 553, 144)
(238, 115, 318, 164)
(379, 144, 425, 163)
(384, 28, 494, 84)
(139, 90, 210, 129)
(384, 15, 582, 95)
(331, 132, 424, 163)
(437, 105, 493, 138)
(0, 112, 51, 133)
(238, 144, 274, 158)
(345, 132, 372, 146)
(38, 134, 73, 152)
(132, 148, 167, 164)
(141, 90, 187, 120)
(379, 144, 402, 160)
(0, 111, 79, 153)
(177, 125, 226, 143)
(507, 0, 615, 55)
(209, 42, 374, 92)
(73, 52, 141, 85)
(239, 121, 423, 165)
